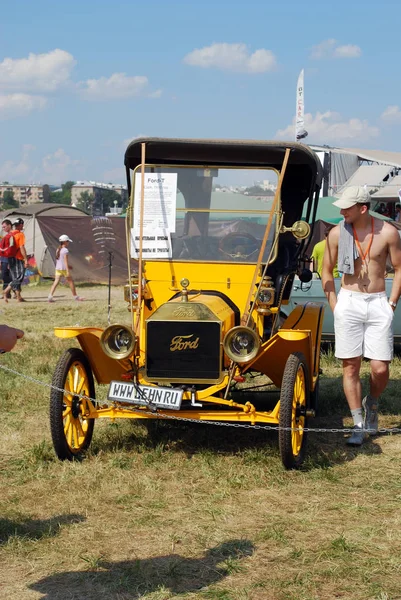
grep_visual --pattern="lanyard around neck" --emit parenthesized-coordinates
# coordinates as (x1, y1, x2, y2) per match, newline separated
(352, 217, 374, 262)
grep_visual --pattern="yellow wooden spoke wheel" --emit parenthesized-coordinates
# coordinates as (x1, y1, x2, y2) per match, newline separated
(50, 348, 95, 460)
(279, 352, 309, 469)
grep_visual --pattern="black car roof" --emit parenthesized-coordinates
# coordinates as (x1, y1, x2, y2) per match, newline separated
(124, 138, 323, 226)
(124, 137, 323, 188)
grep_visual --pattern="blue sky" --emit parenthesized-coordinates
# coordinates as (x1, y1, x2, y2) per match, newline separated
(1, 0, 400, 185)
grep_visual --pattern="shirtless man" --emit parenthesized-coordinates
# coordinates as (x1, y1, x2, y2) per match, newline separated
(322, 186, 401, 445)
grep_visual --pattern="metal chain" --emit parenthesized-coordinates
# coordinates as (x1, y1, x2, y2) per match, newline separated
(1, 362, 401, 434)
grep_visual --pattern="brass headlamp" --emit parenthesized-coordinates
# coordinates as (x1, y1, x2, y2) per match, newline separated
(124, 283, 139, 309)
(255, 276, 275, 314)
(100, 324, 136, 359)
(124, 276, 152, 311)
(223, 326, 261, 364)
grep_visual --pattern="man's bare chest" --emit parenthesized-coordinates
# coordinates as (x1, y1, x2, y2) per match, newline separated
(354, 230, 388, 263)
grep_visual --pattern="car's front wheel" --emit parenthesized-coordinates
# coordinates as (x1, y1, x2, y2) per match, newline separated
(50, 348, 95, 460)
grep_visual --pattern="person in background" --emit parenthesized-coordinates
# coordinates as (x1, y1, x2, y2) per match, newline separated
(48, 235, 84, 302)
(3, 218, 28, 303)
(394, 203, 401, 222)
(322, 186, 401, 446)
(0, 219, 13, 299)
(311, 226, 340, 278)
(0, 324, 24, 352)
(376, 202, 390, 217)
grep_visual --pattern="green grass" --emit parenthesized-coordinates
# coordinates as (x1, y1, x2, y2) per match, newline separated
(2, 284, 401, 599)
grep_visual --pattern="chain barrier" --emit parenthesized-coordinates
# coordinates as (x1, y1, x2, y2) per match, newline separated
(1, 362, 401, 434)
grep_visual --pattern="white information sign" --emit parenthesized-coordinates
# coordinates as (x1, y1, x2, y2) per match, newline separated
(130, 229, 172, 259)
(134, 172, 177, 232)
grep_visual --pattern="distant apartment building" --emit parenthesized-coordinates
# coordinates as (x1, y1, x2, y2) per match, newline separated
(254, 179, 277, 192)
(71, 181, 128, 206)
(0, 183, 49, 205)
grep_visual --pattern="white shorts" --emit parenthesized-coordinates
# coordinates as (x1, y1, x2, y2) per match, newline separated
(334, 288, 393, 361)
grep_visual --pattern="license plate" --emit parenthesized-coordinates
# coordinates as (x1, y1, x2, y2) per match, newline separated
(108, 381, 183, 410)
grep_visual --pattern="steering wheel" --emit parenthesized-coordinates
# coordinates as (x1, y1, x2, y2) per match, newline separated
(218, 232, 260, 260)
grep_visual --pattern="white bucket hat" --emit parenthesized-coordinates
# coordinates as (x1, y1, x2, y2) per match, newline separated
(332, 186, 371, 209)
(59, 234, 73, 242)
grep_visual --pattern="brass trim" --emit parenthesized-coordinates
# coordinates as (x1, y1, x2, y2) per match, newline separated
(280, 219, 310, 240)
(223, 326, 261, 364)
(176, 208, 275, 214)
(100, 324, 136, 360)
(128, 162, 281, 266)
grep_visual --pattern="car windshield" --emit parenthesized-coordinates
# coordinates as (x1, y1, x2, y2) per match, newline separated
(131, 165, 279, 263)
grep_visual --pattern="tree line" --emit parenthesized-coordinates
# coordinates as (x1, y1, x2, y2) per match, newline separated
(0, 181, 127, 216)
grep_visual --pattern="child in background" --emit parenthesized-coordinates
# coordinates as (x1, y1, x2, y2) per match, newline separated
(48, 235, 84, 302)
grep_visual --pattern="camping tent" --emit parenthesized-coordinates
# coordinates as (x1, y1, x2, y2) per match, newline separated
(0, 204, 130, 283)
(0, 204, 88, 278)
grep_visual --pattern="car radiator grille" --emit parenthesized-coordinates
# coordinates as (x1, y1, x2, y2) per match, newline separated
(146, 321, 221, 381)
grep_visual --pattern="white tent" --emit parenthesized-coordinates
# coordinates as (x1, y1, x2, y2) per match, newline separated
(0, 204, 88, 277)
(334, 164, 393, 196)
(309, 145, 401, 197)
(371, 175, 401, 203)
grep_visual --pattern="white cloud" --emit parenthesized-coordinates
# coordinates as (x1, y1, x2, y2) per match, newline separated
(183, 43, 277, 73)
(0, 49, 76, 92)
(79, 73, 161, 100)
(0, 145, 36, 181)
(0, 146, 83, 184)
(276, 111, 379, 143)
(42, 148, 82, 184)
(103, 167, 126, 183)
(148, 89, 162, 98)
(310, 39, 337, 60)
(380, 105, 401, 123)
(0, 94, 47, 119)
(310, 39, 361, 60)
(334, 44, 362, 58)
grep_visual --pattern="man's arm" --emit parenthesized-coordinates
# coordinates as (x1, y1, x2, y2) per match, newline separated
(386, 224, 401, 308)
(322, 226, 340, 312)
(14, 232, 28, 265)
(19, 242, 28, 266)
(0, 325, 24, 352)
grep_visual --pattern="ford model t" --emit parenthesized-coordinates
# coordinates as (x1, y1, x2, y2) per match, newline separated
(50, 138, 324, 469)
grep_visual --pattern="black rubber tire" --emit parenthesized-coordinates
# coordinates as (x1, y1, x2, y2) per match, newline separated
(50, 348, 95, 460)
(279, 352, 310, 469)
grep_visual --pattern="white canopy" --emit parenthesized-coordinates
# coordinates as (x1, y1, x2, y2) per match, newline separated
(334, 164, 392, 195)
(311, 145, 401, 169)
(342, 147, 401, 169)
(371, 174, 401, 202)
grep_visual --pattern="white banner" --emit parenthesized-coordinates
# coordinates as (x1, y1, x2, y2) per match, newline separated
(130, 229, 172, 259)
(134, 172, 177, 233)
(295, 69, 308, 141)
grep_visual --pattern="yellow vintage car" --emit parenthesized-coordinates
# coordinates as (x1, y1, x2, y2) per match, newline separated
(50, 138, 324, 469)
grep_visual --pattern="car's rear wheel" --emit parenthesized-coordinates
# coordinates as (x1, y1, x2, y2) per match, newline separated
(279, 352, 309, 469)
(50, 348, 95, 460)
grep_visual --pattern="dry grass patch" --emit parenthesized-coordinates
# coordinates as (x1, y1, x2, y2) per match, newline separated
(1, 284, 401, 599)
